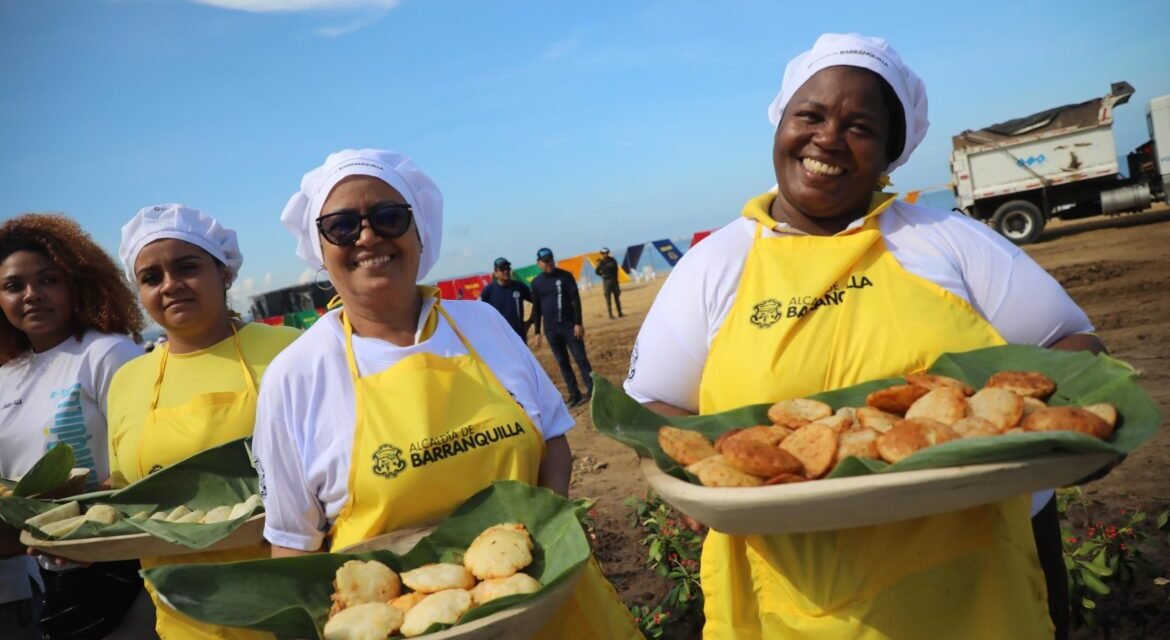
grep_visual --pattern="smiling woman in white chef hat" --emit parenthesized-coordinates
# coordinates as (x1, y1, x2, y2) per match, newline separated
(106, 203, 300, 640)
(623, 33, 1104, 639)
(251, 148, 642, 639)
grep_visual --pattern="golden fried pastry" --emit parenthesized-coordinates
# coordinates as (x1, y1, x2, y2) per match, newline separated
(837, 428, 880, 460)
(324, 602, 404, 640)
(866, 384, 929, 415)
(876, 419, 932, 463)
(904, 387, 969, 425)
(763, 473, 809, 485)
(657, 426, 717, 466)
(767, 398, 833, 428)
(985, 371, 1056, 399)
(716, 425, 788, 453)
(812, 412, 854, 433)
(968, 387, 1025, 431)
(855, 407, 900, 433)
(904, 373, 975, 396)
(712, 428, 742, 453)
(695, 458, 766, 487)
(1083, 403, 1118, 429)
(469, 573, 542, 605)
(1021, 397, 1047, 419)
(464, 523, 533, 580)
(400, 590, 473, 638)
(950, 417, 1001, 439)
(390, 592, 428, 615)
(331, 560, 403, 616)
(1022, 407, 1113, 440)
(720, 435, 802, 477)
(0, 485, 11, 498)
(400, 563, 476, 594)
(779, 424, 838, 479)
(684, 455, 726, 477)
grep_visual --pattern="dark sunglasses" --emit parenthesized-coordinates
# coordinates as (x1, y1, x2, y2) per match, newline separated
(316, 202, 413, 246)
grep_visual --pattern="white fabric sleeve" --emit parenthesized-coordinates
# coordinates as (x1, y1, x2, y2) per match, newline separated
(90, 338, 143, 419)
(622, 251, 715, 413)
(942, 216, 1094, 345)
(253, 372, 326, 552)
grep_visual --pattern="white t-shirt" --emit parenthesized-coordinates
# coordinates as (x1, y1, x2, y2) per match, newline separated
(253, 298, 574, 552)
(0, 330, 141, 604)
(624, 200, 1094, 516)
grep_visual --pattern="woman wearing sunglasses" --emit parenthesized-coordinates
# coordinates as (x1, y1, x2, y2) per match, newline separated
(252, 149, 641, 639)
(106, 204, 300, 639)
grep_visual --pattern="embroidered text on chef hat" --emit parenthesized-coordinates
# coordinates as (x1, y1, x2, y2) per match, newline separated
(119, 204, 243, 283)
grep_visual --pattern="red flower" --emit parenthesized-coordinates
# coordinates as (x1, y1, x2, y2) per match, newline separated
(1067, 537, 1078, 544)
(1106, 525, 1118, 539)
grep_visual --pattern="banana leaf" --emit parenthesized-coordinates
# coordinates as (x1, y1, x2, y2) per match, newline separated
(0, 438, 260, 548)
(142, 480, 592, 638)
(592, 345, 1162, 481)
(0, 443, 76, 498)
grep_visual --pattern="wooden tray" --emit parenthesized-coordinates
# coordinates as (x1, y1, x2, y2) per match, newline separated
(340, 527, 584, 640)
(21, 513, 265, 563)
(643, 452, 1115, 535)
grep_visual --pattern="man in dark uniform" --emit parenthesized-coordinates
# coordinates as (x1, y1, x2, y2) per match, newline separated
(530, 247, 593, 407)
(594, 247, 623, 319)
(479, 257, 531, 342)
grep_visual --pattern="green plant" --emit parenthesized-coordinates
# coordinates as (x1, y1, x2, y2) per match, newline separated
(625, 491, 705, 636)
(1058, 487, 1170, 630)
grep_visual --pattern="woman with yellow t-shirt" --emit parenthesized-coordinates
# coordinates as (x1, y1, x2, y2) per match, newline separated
(252, 149, 641, 640)
(106, 204, 299, 640)
(624, 33, 1104, 640)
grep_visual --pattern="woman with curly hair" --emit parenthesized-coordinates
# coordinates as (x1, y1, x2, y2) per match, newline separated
(0, 213, 147, 640)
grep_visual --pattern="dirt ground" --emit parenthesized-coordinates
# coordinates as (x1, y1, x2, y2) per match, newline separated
(528, 205, 1170, 639)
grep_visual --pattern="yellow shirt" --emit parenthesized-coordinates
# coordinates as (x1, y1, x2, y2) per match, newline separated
(106, 322, 301, 488)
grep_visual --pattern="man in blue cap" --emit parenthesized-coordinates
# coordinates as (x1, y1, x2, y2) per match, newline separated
(530, 247, 593, 406)
(594, 247, 623, 319)
(479, 257, 532, 342)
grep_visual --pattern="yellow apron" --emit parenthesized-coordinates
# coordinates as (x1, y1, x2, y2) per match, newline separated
(330, 301, 642, 640)
(138, 327, 272, 640)
(696, 192, 1053, 640)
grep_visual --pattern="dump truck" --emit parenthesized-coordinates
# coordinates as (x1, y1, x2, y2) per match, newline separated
(951, 82, 1170, 244)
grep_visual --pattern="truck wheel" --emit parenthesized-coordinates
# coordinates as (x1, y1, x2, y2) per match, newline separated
(992, 200, 1046, 245)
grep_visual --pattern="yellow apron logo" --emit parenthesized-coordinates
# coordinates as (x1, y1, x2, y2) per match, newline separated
(371, 444, 407, 479)
(750, 298, 785, 328)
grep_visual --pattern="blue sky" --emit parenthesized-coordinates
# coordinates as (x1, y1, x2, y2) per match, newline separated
(2, 0, 1168, 309)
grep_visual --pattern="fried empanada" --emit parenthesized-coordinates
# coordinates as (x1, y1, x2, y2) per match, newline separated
(950, 416, 1001, 439)
(1021, 397, 1047, 419)
(469, 573, 542, 605)
(324, 602, 404, 640)
(855, 407, 900, 433)
(837, 428, 881, 460)
(985, 371, 1056, 399)
(1083, 403, 1118, 429)
(720, 434, 802, 477)
(731, 425, 791, 448)
(400, 563, 476, 594)
(811, 412, 854, 433)
(904, 373, 975, 396)
(330, 560, 403, 616)
(391, 592, 428, 615)
(866, 384, 929, 415)
(904, 387, 969, 425)
(763, 473, 809, 485)
(657, 426, 717, 466)
(400, 589, 473, 638)
(684, 455, 726, 477)
(876, 418, 956, 463)
(767, 398, 833, 429)
(1022, 407, 1113, 440)
(464, 522, 533, 580)
(695, 458, 766, 488)
(779, 423, 838, 479)
(968, 387, 1025, 431)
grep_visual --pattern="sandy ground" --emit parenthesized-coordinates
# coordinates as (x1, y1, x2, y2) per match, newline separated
(527, 205, 1170, 639)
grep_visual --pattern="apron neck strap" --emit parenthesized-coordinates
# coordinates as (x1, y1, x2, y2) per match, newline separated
(150, 323, 254, 409)
(342, 300, 485, 381)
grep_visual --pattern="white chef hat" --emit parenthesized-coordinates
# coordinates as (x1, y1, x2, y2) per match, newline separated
(119, 204, 243, 283)
(767, 32, 928, 173)
(279, 148, 444, 281)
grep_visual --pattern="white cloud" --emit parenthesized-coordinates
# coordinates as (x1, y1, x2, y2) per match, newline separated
(263, 272, 273, 286)
(190, 0, 399, 12)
